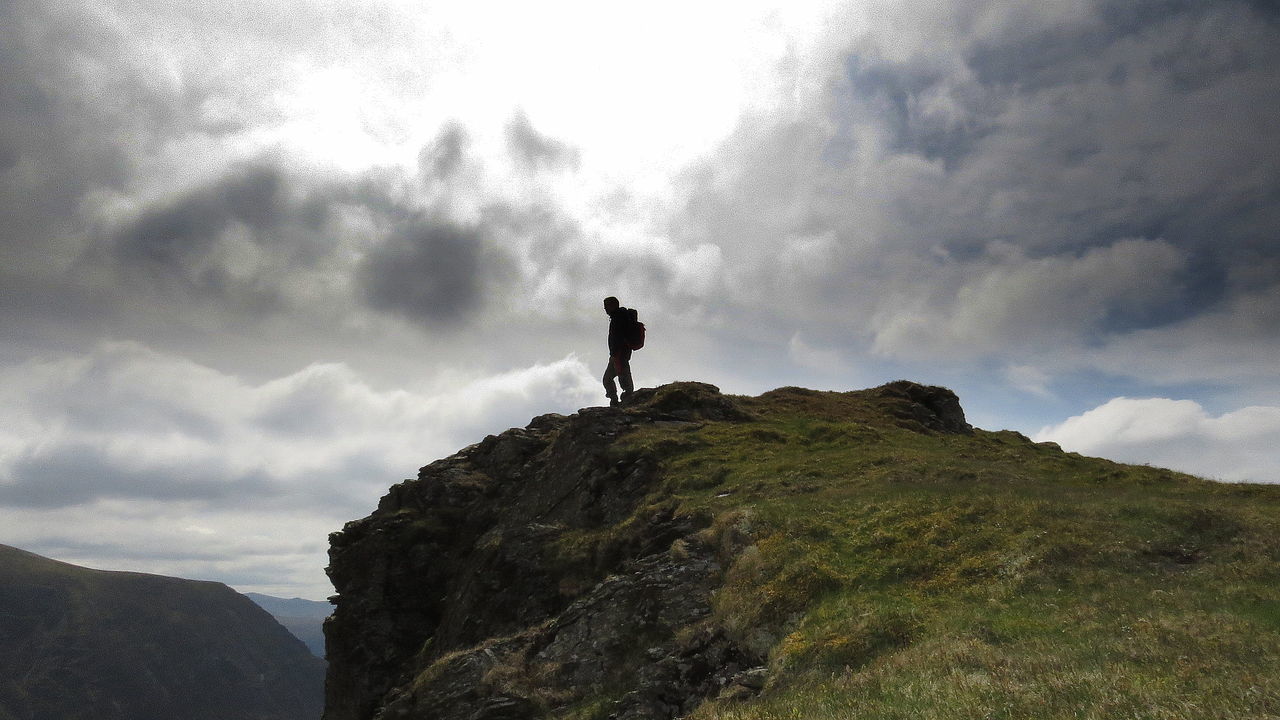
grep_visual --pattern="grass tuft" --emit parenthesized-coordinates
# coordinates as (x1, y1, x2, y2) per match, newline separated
(609, 387, 1280, 719)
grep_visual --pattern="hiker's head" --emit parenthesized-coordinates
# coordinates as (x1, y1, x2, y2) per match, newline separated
(603, 296, 620, 314)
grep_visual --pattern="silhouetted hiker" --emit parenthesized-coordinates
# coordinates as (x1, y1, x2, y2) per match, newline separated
(603, 296, 643, 407)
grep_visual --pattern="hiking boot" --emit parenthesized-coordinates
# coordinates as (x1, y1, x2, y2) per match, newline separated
(620, 390, 633, 403)
(607, 396, 621, 407)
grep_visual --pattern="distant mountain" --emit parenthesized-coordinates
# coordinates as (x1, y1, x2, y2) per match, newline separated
(245, 593, 331, 658)
(0, 544, 324, 720)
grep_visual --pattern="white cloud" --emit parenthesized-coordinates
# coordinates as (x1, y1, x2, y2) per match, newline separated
(3, 500, 339, 598)
(5, 0, 1280, 598)
(868, 239, 1187, 360)
(0, 341, 601, 597)
(670, 0, 1280, 391)
(1035, 397, 1280, 484)
(788, 332, 852, 373)
(1083, 286, 1280, 387)
(1004, 364, 1053, 398)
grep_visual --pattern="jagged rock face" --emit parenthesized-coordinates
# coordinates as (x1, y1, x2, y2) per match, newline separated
(877, 380, 972, 435)
(323, 381, 971, 720)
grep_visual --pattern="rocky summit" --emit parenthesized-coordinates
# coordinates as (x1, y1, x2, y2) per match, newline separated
(324, 382, 766, 720)
(324, 381, 1280, 720)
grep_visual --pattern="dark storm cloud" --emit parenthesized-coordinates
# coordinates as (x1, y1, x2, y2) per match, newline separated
(0, 0, 429, 361)
(63, 161, 352, 325)
(839, 58, 1000, 168)
(2, 0, 536, 347)
(0, 1, 333, 358)
(0, 1, 258, 259)
(675, 0, 1280, 371)
(959, 0, 1280, 300)
(965, 0, 1198, 90)
(505, 111, 581, 172)
(111, 166, 283, 268)
(0, 2, 131, 250)
(358, 217, 490, 326)
(89, 149, 534, 334)
(1, 447, 281, 509)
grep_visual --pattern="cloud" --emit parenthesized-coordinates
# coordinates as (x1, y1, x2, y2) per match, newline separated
(506, 111, 581, 173)
(0, 0, 348, 258)
(672, 0, 1280, 385)
(0, 342, 599, 508)
(869, 238, 1188, 359)
(99, 164, 305, 306)
(419, 121, 469, 180)
(3, 503, 340, 598)
(0, 0, 770, 357)
(788, 333, 852, 374)
(0, 1, 143, 265)
(357, 216, 496, 326)
(3, 0, 1279, 594)
(0, 341, 601, 595)
(1004, 364, 1053, 399)
(2, 453, 280, 509)
(113, 165, 287, 266)
(1082, 285, 1280, 387)
(1035, 397, 1280, 483)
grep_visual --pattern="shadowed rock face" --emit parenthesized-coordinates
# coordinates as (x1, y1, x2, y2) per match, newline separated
(877, 380, 973, 435)
(0, 544, 325, 720)
(322, 381, 971, 720)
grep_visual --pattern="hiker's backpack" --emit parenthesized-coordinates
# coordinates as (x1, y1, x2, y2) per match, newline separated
(626, 308, 646, 350)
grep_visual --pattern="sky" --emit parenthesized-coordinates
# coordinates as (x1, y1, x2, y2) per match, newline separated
(2, 0, 1278, 599)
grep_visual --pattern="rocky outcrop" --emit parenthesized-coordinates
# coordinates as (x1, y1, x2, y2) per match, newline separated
(323, 381, 971, 720)
(877, 380, 973, 434)
(324, 383, 753, 720)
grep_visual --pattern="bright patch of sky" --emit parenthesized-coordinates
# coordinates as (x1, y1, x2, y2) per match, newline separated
(3, 0, 1278, 597)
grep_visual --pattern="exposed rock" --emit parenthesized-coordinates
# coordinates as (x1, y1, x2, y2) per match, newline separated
(621, 383, 756, 422)
(877, 380, 972, 434)
(324, 383, 760, 720)
(323, 380, 967, 720)
(364, 538, 753, 720)
(608, 627, 763, 719)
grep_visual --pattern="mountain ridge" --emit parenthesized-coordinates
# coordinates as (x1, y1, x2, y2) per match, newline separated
(245, 592, 332, 658)
(0, 543, 325, 720)
(323, 380, 1280, 720)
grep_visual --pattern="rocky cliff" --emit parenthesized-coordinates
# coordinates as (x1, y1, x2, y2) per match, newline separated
(325, 381, 1280, 719)
(322, 381, 971, 720)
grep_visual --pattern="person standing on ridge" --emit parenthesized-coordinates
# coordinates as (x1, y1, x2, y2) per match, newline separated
(603, 296, 638, 407)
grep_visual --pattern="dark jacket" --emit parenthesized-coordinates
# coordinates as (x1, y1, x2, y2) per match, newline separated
(607, 306, 632, 356)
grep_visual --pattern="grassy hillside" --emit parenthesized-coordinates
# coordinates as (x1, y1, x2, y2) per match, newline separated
(582, 385, 1280, 719)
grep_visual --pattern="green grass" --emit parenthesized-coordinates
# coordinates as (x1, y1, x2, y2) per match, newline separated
(607, 387, 1280, 719)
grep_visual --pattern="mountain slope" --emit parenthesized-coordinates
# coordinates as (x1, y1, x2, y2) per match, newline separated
(323, 381, 1280, 720)
(0, 545, 324, 720)
(245, 593, 332, 658)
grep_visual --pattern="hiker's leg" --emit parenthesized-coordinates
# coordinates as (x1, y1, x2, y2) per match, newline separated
(602, 358, 618, 399)
(618, 353, 634, 395)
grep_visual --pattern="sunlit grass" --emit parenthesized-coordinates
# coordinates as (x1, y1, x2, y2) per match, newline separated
(604, 386, 1280, 719)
